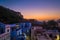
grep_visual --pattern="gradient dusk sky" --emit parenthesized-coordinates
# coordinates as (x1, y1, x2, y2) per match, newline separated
(0, 0, 60, 21)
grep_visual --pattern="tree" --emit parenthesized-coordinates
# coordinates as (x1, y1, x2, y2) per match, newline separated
(42, 21, 47, 29)
(47, 20, 58, 30)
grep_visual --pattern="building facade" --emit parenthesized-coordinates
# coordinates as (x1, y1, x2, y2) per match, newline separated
(0, 22, 32, 40)
(31, 26, 44, 40)
(0, 22, 10, 40)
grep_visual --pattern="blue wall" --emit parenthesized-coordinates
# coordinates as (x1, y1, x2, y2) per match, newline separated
(10, 22, 31, 40)
(0, 22, 5, 34)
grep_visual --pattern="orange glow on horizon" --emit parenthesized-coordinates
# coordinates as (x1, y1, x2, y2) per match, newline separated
(21, 8, 60, 21)
(24, 15, 60, 21)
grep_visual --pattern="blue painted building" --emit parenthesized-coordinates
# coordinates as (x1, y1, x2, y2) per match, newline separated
(8, 24, 18, 40)
(0, 22, 5, 34)
(19, 22, 31, 40)
(10, 22, 31, 40)
(0, 22, 31, 40)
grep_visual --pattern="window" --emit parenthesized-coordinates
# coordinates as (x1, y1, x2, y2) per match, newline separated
(7, 29, 9, 32)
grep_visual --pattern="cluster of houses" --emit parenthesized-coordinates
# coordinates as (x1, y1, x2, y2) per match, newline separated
(31, 25, 59, 40)
(0, 22, 31, 40)
(0, 20, 60, 40)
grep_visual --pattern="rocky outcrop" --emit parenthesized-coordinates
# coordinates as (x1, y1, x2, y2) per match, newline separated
(0, 6, 23, 24)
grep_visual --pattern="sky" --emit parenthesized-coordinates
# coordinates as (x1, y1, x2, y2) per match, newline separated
(0, 0, 60, 21)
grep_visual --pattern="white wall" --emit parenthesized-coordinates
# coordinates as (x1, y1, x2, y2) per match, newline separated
(5, 25, 10, 33)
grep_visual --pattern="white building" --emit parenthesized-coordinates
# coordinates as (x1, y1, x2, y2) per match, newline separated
(0, 25, 10, 40)
(31, 26, 44, 40)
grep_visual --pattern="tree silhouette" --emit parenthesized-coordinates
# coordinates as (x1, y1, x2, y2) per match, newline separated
(47, 20, 58, 30)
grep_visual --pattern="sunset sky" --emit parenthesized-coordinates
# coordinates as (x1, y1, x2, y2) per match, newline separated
(0, 0, 60, 21)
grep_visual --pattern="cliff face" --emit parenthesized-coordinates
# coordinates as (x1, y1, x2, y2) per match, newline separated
(0, 6, 23, 24)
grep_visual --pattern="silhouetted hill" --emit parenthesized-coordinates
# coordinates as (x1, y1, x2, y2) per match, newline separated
(0, 6, 23, 24)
